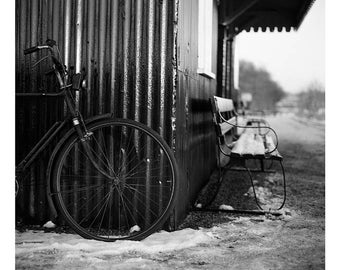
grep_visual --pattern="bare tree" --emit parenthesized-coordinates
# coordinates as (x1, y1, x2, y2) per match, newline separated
(297, 81, 325, 119)
(239, 60, 286, 111)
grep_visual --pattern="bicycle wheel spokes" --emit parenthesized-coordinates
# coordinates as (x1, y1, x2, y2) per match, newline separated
(53, 119, 178, 241)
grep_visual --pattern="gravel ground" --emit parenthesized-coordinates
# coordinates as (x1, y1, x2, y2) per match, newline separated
(15, 114, 325, 269)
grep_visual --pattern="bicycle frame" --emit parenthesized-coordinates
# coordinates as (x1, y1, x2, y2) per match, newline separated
(17, 41, 114, 179)
(16, 89, 69, 171)
(16, 118, 69, 173)
(16, 40, 116, 221)
(17, 41, 83, 169)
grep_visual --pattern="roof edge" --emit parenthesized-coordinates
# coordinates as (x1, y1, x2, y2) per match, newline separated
(295, 0, 316, 30)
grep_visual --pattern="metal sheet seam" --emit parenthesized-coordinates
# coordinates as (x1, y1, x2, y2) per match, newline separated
(98, 0, 108, 115)
(134, 0, 143, 123)
(122, 0, 131, 119)
(110, 0, 119, 113)
(171, 0, 179, 152)
(75, 0, 83, 110)
(159, 0, 168, 138)
(146, 0, 155, 127)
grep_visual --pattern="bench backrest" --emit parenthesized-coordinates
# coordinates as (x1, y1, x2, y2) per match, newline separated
(211, 96, 237, 136)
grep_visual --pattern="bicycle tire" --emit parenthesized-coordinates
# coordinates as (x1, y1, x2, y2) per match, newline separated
(51, 118, 179, 241)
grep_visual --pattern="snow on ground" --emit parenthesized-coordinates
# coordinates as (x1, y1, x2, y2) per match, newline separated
(16, 210, 297, 269)
(16, 228, 216, 257)
(15, 228, 219, 269)
(219, 204, 234, 210)
(15, 115, 324, 269)
(16, 212, 297, 269)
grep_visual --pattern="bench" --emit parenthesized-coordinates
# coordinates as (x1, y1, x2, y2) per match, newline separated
(210, 96, 286, 211)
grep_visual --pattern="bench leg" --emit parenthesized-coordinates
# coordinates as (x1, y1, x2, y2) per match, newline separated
(265, 159, 274, 170)
(244, 160, 287, 211)
(244, 165, 264, 210)
(258, 159, 274, 172)
(260, 159, 264, 172)
(197, 151, 286, 211)
(277, 161, 287, 210)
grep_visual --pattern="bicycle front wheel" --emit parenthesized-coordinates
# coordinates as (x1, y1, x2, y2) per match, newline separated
(52, 118, 179, 241)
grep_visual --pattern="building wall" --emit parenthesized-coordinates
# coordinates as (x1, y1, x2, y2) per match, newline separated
(16, 0, 235, 226)
(16, 0, 176, 223)
(173, 0, 220, 222)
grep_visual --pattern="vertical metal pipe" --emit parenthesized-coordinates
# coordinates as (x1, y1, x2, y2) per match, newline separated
(132, 0, 144, 221)
(110, 0, 118, 112)
(146, 0, 155, 127)
(75, 0, 83, 111)
(64, 0, 72, 70)
(159, 0, 168, 137)
(133, 0, 143, 161)
(39, 0, 49, 219)
(171, 0, 179, 152)
(98, 0, 107, 114)
(158, 0, 169, 214)
(63, 0, 72, 116)
(73, 0, 84, 221)
(84, 0, 95, 218)
(144, 0, 156, 227)
(29, 0, 39, 219)
(96, 0, 107, 214)
(122, 0, 131, 119)
(134, 0, 143, 123)
(52, 0, 60, 40)
(30, 0, 39, 79)
(18, 0, 27, 99)
(86, 0, 95, 117)
(75, 0, 83, 73)
(17, 0, 27, 182)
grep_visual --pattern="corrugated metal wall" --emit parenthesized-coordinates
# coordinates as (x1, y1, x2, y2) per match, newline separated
(16, 0, 176, 223)
(174, 0, 220, 221)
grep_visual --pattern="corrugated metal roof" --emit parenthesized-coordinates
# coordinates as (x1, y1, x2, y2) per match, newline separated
(219, 0, 316, 33)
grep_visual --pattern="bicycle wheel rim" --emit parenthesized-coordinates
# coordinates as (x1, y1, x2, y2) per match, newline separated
(52, 119, 178, 241)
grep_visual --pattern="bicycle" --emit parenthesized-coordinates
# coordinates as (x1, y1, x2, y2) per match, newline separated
(16, 39, 179, 242)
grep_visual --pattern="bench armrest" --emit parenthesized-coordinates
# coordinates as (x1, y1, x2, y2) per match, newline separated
(246, 118, 269, 126)
(235, 110, 270, 129)
(218, 111, 279, 154)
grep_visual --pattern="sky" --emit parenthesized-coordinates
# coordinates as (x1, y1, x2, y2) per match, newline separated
(236, 0, 325, 94)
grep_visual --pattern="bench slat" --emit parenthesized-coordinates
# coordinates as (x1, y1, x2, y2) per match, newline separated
(231, 132, 282, 160)
(214, 96, 234, 112)
(231, 132, 265, 157)
(218, 116, 236, 135)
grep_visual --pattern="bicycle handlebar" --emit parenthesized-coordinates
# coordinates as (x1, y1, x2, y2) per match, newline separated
(24, 38, 57, 55)
(24, 46, 39, 55)
(24, 40, 64, 73)
(23, 39, 85, 91)
(24, 44, 53, 55)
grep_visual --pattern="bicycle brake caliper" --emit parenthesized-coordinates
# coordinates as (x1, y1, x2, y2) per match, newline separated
(72, 116, 93, 142)
(81, 131, 93, 142)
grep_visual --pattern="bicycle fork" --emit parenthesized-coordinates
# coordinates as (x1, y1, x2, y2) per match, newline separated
(65, 93, 114, 180)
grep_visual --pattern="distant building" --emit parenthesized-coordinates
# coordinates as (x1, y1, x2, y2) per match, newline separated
(276, 94, 299, 115)
(240, 92, 253, 110)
